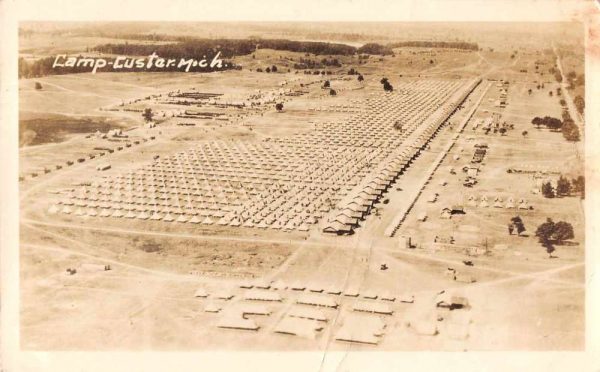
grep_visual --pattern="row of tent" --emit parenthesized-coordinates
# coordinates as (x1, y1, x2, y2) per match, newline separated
(324, 78, 482, 234)
(277, 80, 464, 150)
(53, 78, 479, 234)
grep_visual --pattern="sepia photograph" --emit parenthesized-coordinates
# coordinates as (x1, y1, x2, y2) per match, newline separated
(2, 0, 600, 371)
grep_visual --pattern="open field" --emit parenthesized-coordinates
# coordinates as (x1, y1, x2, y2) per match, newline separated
(19, 22, 585, 351)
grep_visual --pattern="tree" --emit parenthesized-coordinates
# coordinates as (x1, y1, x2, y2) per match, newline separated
(532, 117, 543, 129)
(271, 65, 277, 72)
(499, 127, 507, 136)
(543, 240, 555, 257)
(275, 102, 284, 112)
(559, 98, 566, 106)
(571, 175, 585, 199)
(380, 77, 393, 92)
(545, 117, 562, 131)
(142, 108, 154, 122)
(510, 216, 526, 236)
(265, 67, 271, 73)
(574, 95, 585, 115)
(549, 91, 553, 97)
(556, 176, 571, 197)
(528, 88, 532, 95)
(357, 74, 364, 82)
(34, 81, 43, 90)
(535, 218, 575, 257)
(323, 80, 330, 88)
(552, 221, 574, 243)
(522, 130, 528, 137)
(508, 223, 514, 235)
(562, 119, 580, 142)
(555, 72, 563, 83)
(541, 181, 555, 198)
(329, 89, 337, 96)
(535, 218, 555, 241)
(535, 218, 556, 256)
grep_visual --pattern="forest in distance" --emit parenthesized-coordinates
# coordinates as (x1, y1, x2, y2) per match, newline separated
(18, 35, 479, 78)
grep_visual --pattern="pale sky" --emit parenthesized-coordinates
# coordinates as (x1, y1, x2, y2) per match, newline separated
(11, 0, 598, 22)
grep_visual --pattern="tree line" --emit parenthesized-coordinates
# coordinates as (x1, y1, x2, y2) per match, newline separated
(541, 175, 584, 199)
(20, 36, 480, 79)
(292, 57, 342, 70)
(357, 43, 394, 56)
(387, 40, 479, 51)
(93, 39, 256, 58)
(531, 113, 579, 142)
(561, 110, 580, 142)
(255, 39, 356, 55)
(356, 41, 479, 55)
(566, 71, 584, 90)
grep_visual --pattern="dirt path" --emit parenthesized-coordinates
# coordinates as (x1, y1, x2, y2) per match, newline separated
(381, 246, 583, 287)
(58, 74, 158, 91)
(383, 80, 491, 236)
(36, 80, 123, 101)
(22, 218, 325, 248)
(22, 242, 198, 282)
(553, 44, 584, 128)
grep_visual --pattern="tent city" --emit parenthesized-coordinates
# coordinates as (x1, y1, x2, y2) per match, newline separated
(18, 21, 585, 351)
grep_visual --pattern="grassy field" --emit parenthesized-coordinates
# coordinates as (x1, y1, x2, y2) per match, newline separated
(19, 112, 126, 147)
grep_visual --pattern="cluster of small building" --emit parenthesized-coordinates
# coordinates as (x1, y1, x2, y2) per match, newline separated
(194, 279, 415, 343)
(23, 134, 156, 182)
(493, 80, 509, 108)
(466, 195, 531, 209)
(194, 279, 471, 345)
